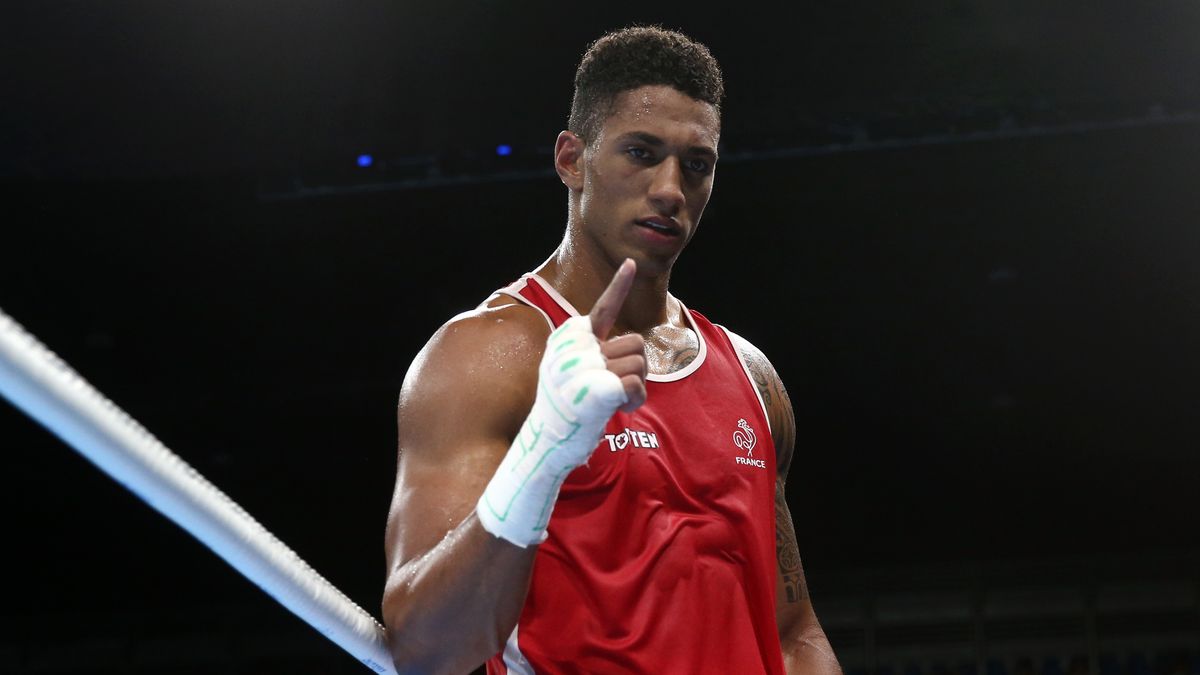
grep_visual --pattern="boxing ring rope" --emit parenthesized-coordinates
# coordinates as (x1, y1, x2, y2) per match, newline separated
(0, 307, 396, 674)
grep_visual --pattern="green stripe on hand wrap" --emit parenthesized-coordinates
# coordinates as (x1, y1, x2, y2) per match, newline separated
(476, 315, 627, 547)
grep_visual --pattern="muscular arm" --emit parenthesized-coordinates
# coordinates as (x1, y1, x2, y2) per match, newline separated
(729, 331, 842, 675)
(381, 303, 547, 674)
(382, 264, 645, 674)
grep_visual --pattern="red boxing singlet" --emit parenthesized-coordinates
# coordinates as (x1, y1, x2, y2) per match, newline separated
(486, 273, 785, 675)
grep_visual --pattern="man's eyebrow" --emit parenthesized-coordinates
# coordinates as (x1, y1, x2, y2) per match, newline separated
(618, 131, 665, 147)
(618, 131, 718, 159)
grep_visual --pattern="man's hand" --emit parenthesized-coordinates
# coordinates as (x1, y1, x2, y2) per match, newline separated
(476, 258, 647, 547)
(591, 258, 647, 413)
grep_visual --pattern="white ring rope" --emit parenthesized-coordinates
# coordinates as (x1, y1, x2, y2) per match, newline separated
(0, 307, 395, 674)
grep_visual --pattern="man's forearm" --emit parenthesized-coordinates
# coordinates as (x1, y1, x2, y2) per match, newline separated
(383, 514, 536, 674)
(782, 627, 843, 675)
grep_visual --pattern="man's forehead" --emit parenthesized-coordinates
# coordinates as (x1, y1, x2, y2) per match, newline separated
(600, 85, 720, 146)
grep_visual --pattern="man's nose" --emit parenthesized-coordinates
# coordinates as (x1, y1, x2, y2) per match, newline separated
(647, 158, 685, 215)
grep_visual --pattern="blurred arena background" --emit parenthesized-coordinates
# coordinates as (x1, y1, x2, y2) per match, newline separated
(2, 2, 1199, 673)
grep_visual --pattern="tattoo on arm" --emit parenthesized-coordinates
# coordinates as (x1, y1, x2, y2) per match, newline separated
(743, 347, 796, 474)
(732, 335, 809, 606)
(775, 478, 806, 604)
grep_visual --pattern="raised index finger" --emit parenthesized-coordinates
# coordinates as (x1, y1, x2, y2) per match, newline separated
(588, 258, 636, 340)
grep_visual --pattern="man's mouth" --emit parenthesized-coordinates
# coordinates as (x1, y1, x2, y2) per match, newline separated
(634, 218, 681, 236)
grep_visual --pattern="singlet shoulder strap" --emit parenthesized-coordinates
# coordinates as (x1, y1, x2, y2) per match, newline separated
(710, 321, 772, 437)
(485, 274, 569, 330)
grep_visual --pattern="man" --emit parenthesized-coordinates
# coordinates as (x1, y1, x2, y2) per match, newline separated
(382, 26, 841, 675)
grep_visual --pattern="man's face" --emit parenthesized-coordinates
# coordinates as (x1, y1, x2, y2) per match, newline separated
(576, 84, 720, 275)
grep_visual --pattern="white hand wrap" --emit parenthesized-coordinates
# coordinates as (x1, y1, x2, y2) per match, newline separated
(476, 315, 627, 547)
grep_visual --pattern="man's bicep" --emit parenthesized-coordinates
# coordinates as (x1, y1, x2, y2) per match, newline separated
(386, 433, 512, 566)
(774, 479, 807, 605)
(384, 310, 544, 569)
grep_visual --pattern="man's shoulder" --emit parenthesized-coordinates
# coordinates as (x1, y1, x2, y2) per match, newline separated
(438, 295, 550, 348)
(714, 324, 797, 472)
(398, 296, 552, 439)
(677, 301, 766, 363)
(404, 296, 551, 392)
(716, 324, 775, 377)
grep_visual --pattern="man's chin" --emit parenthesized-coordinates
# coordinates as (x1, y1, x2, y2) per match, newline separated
(617, 249, 683, 278)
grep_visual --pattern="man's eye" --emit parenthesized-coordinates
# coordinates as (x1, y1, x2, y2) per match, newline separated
(685, 158, 711, 173)
(626, 147, 651, 160)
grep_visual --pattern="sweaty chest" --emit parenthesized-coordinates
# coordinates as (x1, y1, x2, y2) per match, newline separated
(642, 323, 700, 376)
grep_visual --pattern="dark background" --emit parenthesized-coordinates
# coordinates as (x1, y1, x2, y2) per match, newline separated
(3, 2, 1199, 673)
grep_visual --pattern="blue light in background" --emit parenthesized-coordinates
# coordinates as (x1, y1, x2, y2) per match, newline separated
(496, 144, 513, 157)
(356, 154, 373, 167)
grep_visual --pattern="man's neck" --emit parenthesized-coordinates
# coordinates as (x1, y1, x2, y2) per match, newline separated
(534, 243, 680, 335)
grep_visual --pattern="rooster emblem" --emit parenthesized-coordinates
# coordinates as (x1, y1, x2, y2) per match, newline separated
(733, 418, 757, 456)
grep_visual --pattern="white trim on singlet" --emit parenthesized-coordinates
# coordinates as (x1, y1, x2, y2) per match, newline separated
(522, 273, 707, 382)
(718, 324, 772, 437)
(487, 277, 557, 330)
(523, 273, 580, 320)
(650, 302, 706, 382)
(501, 624, 535, 675)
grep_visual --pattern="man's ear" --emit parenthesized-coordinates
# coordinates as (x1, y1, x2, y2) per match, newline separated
(554, 130, 586, 191)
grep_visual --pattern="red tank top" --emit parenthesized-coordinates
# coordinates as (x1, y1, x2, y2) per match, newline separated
(486, 274, 784, 675)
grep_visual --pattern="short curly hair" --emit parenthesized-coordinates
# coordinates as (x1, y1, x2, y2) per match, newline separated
(568, 26, 724, 143)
